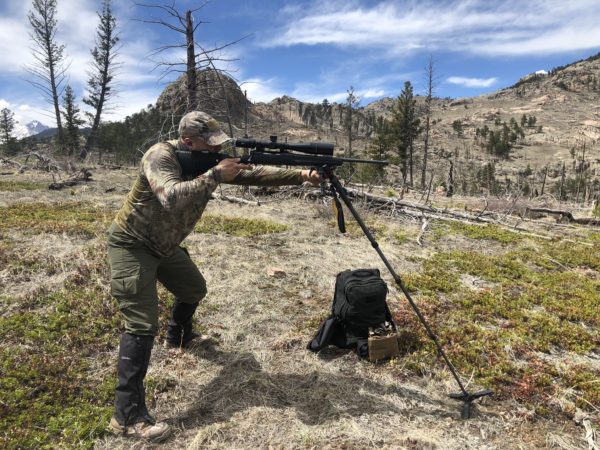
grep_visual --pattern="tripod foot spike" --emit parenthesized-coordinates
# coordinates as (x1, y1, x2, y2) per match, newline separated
(449, 389, 493, 419)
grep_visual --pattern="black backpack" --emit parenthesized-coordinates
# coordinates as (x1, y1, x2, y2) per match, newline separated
(308, 268, 395, 358)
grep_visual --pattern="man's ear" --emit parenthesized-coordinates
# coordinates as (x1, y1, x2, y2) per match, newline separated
(182, 137, 192, 147)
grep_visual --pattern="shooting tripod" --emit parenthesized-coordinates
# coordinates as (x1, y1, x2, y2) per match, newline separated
(320, 166, 492, 419)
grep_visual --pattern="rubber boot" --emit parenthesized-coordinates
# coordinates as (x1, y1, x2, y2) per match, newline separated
(165, 301, 200, 348)
(111, 333, 170, 441)
(137, 335, 155, 424)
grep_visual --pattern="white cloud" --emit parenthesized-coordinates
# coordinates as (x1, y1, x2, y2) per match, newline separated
(240, 78, 286, 103)
(92, 87, 160, 122)
(447, 77, 498, 88)
(0, 17, 36, 71)
(236, 78, 388, 105)
(359, 88, 386, 99)
(303, 91, 347, 104)
(9, 102, 57, 125)
(0, 99, 11, 110)
(264, 0, 600, 57)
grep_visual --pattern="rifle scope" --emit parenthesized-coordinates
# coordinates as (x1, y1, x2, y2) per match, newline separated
(234, 136, 334, 156)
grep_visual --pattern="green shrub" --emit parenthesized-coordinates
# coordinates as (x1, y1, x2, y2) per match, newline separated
(0, 202, 114, 237)
(195, 214, 288, 237)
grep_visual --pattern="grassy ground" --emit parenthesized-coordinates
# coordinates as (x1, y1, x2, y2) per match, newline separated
(0, 168, 598, 449)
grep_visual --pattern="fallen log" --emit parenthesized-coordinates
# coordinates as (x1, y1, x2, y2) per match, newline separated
(220, 185, 596, 245)
(0, 157, 21, 168)
(526, 207, 600, 226)
(0, 157, 27, 173)
(526, 207, 574, 221)
(48, 169, 93, 190)
(211, 193, 259, 206)
(346, 188, 496, 224)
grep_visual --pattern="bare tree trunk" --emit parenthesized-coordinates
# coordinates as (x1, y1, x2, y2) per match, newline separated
(347, 105, 353, 158)
(447, 159, 454, 197)
(27, 0, 66, 147)
(421, 56, 435, 190)
(559, 162, 566, 201)
(541, 165, 547, 195)
(185, 10, 197, 112)
(244, 89, 248, 138)
(409, 142, 414, 186)
(49, 60, 65, 146)
(345, 86, 358, 158)
(425, 172, 434, 204)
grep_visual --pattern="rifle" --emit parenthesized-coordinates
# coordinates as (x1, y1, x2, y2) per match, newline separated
(176, 136, 492, 418)
(175, 135, 386, 180)
(177, 136, 385, 231)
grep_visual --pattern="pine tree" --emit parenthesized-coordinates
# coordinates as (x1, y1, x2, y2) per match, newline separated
(83, 0, 119, 159)
(0, 108, 19, 155)
(388, 81, 421, 185)
(61, 85, 84, 156)
(367, 116, 392, 179)
(27, 0, 67, 146)
(452, 119, 463, 137)
(520, 114, 527, 127)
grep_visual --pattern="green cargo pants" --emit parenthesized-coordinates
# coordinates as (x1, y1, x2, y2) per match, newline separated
(107, 223, 207, 336)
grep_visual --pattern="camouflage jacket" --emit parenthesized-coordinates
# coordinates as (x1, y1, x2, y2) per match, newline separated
(114, 140, 304, 256)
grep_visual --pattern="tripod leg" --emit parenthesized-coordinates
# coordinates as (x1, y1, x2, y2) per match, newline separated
(324, 170, 495, 417)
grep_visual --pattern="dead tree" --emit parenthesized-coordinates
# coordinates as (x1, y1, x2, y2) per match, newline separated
(433, 147, 454, 197)
(184, 10, 198, 111)
(344, 86, 359, 158)
(421, 55, 439, 190)
(540, 165, 548, 195)
(135, 2, 246, 138)
(48, 168, 93, 190)
(23, 151, 60, 172)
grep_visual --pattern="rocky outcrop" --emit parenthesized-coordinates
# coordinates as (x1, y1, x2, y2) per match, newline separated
(155, 69, 250, 126)
(254, 96, 374, 138)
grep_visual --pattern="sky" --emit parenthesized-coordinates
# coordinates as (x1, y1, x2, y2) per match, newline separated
(1, 0, 600, 126)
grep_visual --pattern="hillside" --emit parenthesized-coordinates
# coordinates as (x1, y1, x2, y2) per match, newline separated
(242, 53, 600, 194)
(0, 169, 598, 449)
(1, 52, 599, 450)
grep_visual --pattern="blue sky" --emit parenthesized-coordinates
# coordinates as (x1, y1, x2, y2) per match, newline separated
(1, 0, 599, 126)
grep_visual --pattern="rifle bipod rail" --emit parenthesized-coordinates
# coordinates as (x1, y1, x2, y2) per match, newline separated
(322, 167, 493, 419)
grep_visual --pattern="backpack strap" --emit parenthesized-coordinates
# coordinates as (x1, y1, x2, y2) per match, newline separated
(307, 316, 339, 352)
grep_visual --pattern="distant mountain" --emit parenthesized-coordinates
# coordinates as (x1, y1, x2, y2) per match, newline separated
(27, 120, 49, 136)
(13, 123, 91, 140)
(33, 127, 58, 139)
(14, 120, 50, 139)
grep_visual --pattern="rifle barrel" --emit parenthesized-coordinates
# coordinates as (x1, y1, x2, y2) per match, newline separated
(338, 156, 388, 165)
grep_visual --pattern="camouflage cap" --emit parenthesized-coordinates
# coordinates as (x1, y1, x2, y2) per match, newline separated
(178, 111, 230, 146)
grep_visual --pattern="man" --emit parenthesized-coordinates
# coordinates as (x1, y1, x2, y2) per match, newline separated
(107, 111, 319, 441)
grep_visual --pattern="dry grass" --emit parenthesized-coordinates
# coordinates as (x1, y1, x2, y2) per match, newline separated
(1, 168, 598, 449)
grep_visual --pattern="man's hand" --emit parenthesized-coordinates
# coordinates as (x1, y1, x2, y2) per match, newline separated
(301, 169, 321, 185)
(214, 158, 252, 182)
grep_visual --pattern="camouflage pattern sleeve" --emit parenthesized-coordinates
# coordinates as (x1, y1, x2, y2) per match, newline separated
(228, 165, 304, 186)
(141, 143, 220, 211)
